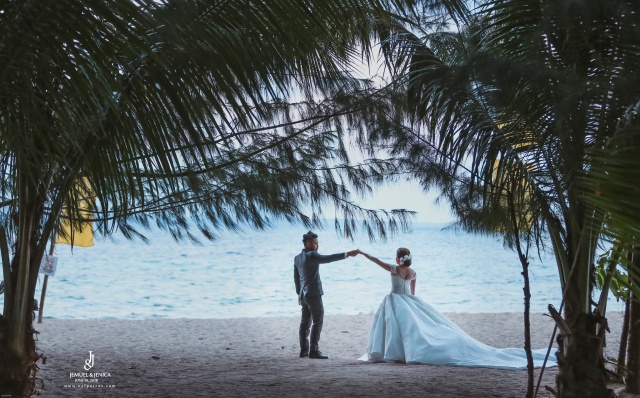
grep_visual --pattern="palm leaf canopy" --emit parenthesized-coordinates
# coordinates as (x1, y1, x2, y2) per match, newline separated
(371, 0, 640, 252)
(586, 101, 640, 239)
(0, 0, 432, 244)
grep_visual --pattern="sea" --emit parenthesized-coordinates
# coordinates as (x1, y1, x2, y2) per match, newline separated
(0, 222, 623, 319)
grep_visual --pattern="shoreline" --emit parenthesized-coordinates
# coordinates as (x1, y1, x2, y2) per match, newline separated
(35, 312, 625, 397)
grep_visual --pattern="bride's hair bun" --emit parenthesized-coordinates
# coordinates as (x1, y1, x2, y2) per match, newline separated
(397, 247, 412, 266)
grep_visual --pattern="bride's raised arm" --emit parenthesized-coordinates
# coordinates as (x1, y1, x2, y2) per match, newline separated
(357, 250, 392, 273)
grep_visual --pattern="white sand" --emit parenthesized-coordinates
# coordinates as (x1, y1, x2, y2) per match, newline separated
(33, 312, 626, 397)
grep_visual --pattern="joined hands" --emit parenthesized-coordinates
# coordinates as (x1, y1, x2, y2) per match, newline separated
(347, 249, 369, 257)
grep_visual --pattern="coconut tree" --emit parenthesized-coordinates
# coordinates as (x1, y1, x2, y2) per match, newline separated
(0, 0, 427, 395)
(369, 0, 640, 396)
(587, 102, 640, 394)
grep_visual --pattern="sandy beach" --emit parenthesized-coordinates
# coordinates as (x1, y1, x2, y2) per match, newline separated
(33, 312, 626, 397)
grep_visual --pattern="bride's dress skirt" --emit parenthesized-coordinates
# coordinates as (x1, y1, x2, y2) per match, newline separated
(359, 293, 557, 369)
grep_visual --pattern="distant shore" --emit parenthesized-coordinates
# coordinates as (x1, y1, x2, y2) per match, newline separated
(35, 312, 625, 397)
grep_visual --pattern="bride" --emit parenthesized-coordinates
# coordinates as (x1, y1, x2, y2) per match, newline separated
(357, 247, 557, 369)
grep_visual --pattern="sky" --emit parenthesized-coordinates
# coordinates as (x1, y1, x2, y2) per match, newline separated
(344, 53, 456, 224)
(352, 180, 454, 224)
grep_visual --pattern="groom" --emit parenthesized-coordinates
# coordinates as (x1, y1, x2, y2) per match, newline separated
(294, 231, 358, 359)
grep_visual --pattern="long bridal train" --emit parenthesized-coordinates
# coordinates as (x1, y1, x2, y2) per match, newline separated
(358, 265, 557, 369)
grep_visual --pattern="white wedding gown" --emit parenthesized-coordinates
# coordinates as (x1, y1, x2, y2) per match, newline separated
(359, 264, 557, 369)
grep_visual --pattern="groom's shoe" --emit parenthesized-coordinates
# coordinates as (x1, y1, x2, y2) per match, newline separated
(309, 350, 329, 359)
(299, 349, 309, 358)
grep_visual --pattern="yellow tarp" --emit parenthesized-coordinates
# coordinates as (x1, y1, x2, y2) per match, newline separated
(56, 178, 94, 247)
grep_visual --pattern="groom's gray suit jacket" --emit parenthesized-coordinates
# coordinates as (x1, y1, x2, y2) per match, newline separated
(294, 249, 347, 298)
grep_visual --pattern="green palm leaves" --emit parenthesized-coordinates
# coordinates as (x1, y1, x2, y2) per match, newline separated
(2, 1, 419, 394)
(0, 0, 418, 246)
(371, 1, 640, 396)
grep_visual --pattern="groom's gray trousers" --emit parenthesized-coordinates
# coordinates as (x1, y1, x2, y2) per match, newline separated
(299, 294, 324, 351)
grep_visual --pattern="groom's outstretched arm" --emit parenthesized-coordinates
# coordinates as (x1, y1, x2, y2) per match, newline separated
(308, 251, 347, 264)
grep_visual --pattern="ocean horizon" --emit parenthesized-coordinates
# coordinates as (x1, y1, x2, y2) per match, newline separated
(1, 221, 623, 319)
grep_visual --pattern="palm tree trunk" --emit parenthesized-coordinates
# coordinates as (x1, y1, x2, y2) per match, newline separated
(1, 155, 77, 396)
(549, 306, 614, 398)
(508, 194, 534, 397)
(627, 303, 640, 393)
(617, 298, 630, 378)
(11, 172, 35, 358)
(554, 205, 613, 396)
(0, 170, 46, 396)
(626, 250, 640, 394)
(549, 222, 613, 398)
(519, 252, 534, 398)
